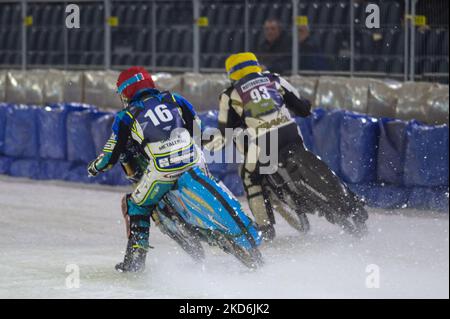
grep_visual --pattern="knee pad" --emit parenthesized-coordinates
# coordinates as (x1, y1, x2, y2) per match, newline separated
(127, 197, 151, 217)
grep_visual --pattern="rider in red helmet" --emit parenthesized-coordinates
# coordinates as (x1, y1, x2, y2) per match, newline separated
(88, 66, 203, 272)
(116, 66, 156, 103)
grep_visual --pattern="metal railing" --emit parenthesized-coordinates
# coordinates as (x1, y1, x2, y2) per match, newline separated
(0, 0, 448, 83)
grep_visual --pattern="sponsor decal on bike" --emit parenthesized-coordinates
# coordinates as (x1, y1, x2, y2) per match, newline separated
(182, 189, 215, 215)
(157, 151, 195, 169)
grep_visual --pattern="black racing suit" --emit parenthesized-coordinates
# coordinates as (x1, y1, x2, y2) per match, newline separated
(206, 71, 312, 229)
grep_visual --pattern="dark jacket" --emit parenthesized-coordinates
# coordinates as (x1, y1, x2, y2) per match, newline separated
(258, 32, 292, 75)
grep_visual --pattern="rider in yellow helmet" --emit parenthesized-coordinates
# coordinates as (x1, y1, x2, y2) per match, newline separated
(206, 52, 312, 240)
(206, 52, 367, 240)
(225, 52, 263, 82)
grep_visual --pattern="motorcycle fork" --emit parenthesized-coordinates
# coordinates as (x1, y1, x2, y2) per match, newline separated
(262, 187, 276, 225)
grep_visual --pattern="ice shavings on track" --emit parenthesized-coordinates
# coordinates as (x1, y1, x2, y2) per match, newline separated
(0, 177, 448, 298)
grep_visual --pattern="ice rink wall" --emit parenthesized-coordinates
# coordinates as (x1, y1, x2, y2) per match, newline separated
(0, 70, 448, 211)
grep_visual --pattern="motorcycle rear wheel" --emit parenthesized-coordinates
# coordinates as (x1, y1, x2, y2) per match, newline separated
(265, 187, 311, 234)
(276, 144, 369, 237)
(154, 207, 205, 262)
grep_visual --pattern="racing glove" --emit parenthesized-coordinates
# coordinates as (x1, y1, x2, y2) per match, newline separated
(87, 154, 105, 177)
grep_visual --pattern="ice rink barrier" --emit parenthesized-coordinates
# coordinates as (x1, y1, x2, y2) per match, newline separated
(0, 70, 448, 124)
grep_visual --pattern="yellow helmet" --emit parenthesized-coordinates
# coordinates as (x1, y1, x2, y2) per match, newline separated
(225, 52, 262, 81)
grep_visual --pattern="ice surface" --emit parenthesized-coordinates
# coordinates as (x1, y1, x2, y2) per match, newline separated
(0, 176, 448, 298)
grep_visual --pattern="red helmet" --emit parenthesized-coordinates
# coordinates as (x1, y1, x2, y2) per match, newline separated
(116, 66, 155, 100)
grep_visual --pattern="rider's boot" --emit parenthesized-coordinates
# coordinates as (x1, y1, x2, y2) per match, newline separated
(115, 201, 151, 273)
(115, 235, 148, 273)
(242, 167, 276, 241)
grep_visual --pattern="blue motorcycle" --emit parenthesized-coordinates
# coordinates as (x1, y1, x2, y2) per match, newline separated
(119, 142, 263, 269)
(151, 166, 264, 269)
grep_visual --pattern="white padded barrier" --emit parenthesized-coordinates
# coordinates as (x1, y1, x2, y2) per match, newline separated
(287, 75, 318, 106)
(0, 69, 448, 124)
(44, 70, 84, 104)
(5, 70, 45, 105)
(366, 79, 402, 119)
(84, 70, 122, 110)
(180, 72, 229, 112)
(314, 76, 378, 114)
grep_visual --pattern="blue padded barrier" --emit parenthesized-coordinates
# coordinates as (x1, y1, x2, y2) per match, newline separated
(66, 109, 97, 164)
(39, 160, 73, 181)
(9, 159, 41, 180)
(37, 105, 67, 160)
(0, 105, 447, 211)
(407, 187, 434, 210)
(312, 108, 343, 175)
(61, 102, 99, 163)
(428, 187, 449, 212)
(198, 110, 234, 179)
(407, 187, 449, 211)
(0, 156, 13, 175)
(377, 118, 407, 185)
(91, 112, 115, 155)
(403, 121, 449, 187)
(199, 110, 219, 130)
(204, 141, 242, 179)
(4, 104, 39, 158)
(199, 109, 243, 180)
(0, 104, 7, 155)
(222, 173, 245, 197)
(340, 113, 379, 184)
(206, 163, 228, 180)
(370, 185, 410, 209)
(296, 116, 315, 153)
(349, 183, 410, 209)
(65, 163, 97, 184)
(97, 164, 130, 186)
(63, 103, 98, 113)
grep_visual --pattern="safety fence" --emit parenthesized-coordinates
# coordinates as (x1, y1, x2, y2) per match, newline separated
(0, 0, 448, 83)
(0, 70, 449, 124)
(0, 102, 448, 211)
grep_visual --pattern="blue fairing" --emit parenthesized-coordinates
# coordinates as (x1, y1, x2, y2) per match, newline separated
(165, 167, 262, 250)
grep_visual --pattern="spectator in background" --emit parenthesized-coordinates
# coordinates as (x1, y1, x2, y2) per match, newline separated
(297, 25, 329, 71)
(298, 25, 317, 54)
(257, 18, 292, 75)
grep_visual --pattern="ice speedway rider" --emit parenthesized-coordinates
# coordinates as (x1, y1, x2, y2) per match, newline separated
(87, 66, 205, 273)
(205, 52, 368, 240)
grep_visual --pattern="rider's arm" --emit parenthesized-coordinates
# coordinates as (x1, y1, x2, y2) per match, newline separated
(204, 87, 241, 152)
(173, 93, 202, 140)
(218, 87, 234, 136)
(88, 110, 133, 176)
(278, 76, 312, 118)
